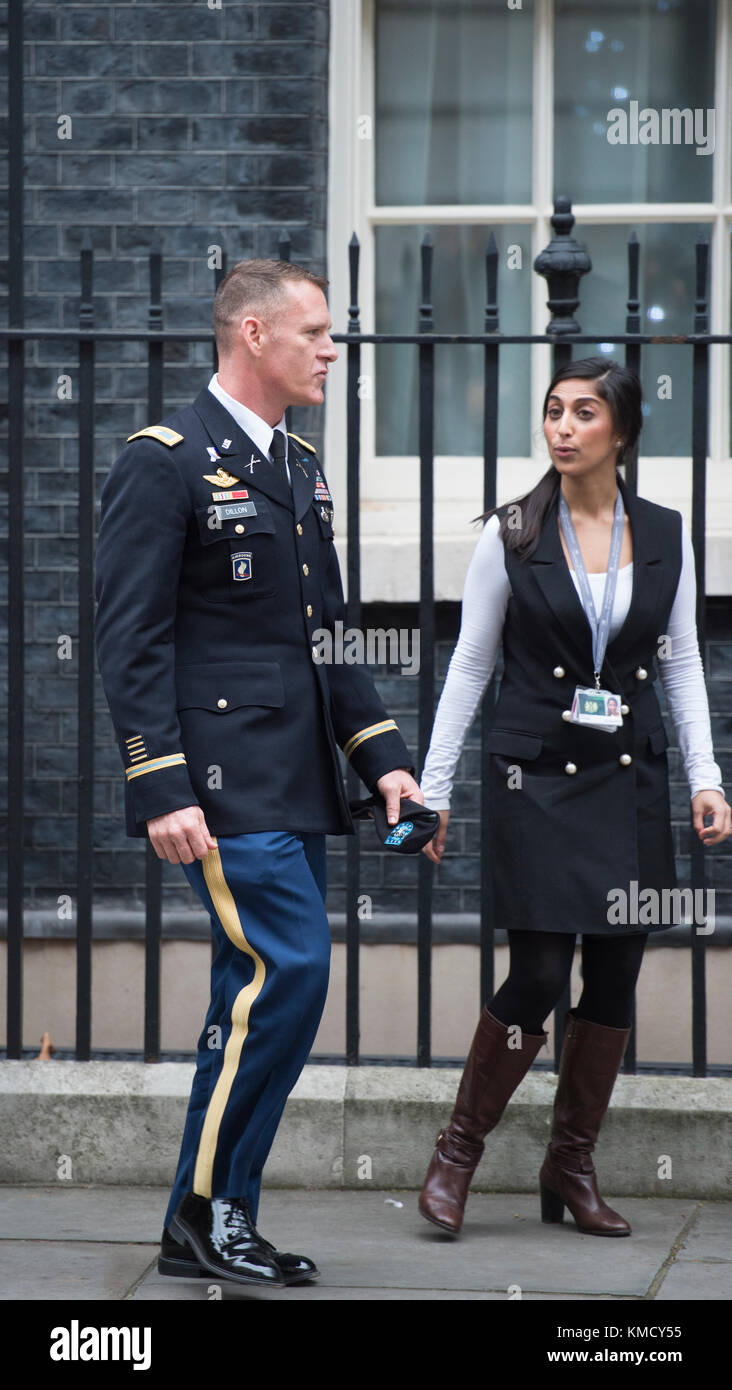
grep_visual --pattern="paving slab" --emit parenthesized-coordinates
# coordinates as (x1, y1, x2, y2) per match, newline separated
(128, 1188, 696, 1300)
(0, 1239, 154, 1301)
(1, 1186, 730, 1303)
(653, 1200, 732, 1300)
(0, 1185, 168, 1243)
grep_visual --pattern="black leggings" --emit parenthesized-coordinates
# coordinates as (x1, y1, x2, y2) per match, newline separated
(489, 930, 648, 1034)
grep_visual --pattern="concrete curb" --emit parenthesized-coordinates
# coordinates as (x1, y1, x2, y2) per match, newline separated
(0, 1061, 730, 1197)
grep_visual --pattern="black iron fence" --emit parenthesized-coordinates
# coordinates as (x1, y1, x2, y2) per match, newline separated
(5, 193, 730, 1076)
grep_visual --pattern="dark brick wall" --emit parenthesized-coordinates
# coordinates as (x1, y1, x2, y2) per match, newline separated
(0, 2, 330, 904)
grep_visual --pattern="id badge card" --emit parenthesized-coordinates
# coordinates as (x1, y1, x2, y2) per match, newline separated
(570, 686, 623, 732)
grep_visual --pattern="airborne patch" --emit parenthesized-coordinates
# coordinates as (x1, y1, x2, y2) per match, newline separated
(231, 551, 252, 581)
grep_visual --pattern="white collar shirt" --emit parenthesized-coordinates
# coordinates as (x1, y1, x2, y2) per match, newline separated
(207, 374, 290, 484)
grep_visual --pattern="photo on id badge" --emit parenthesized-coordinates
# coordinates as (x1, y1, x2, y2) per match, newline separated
(571, 687, 623, 731)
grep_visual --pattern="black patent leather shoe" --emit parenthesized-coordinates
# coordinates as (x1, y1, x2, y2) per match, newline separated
(240, 1201, 319, 1284)
(161, 1203, 319, 1285)
(157, 1225, 206, 1279)
(170, 1194, 285, 1288)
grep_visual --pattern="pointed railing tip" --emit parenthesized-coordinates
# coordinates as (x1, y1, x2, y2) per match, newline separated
(80, 230, 92, 251)
(349, 231, 359, 247)
(421, 231, 433, 247)
(486, 230, 498, 254)
(629, 230, 638, 243)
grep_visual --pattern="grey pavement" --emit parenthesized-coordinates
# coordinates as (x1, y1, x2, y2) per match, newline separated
(1, 1185, 731, 1302)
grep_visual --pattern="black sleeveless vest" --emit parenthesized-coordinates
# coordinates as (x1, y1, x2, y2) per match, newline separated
(485, 474, 683, 934)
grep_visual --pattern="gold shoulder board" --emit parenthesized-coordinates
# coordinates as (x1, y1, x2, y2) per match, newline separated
(127, 426, 184, 447)
(287, 432, 317, 454)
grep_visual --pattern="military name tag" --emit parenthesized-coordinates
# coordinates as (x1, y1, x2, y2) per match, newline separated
(232, 551, 252, 581)
(570, 686, 623, 732)
(214, 501, 257, 521)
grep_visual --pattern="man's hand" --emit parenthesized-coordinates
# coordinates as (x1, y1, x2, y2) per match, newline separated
(147, 805, 218, 864)
(376, 769, 423, 825)
(422, 809, 450, 864)
(691, 789, 732, 846)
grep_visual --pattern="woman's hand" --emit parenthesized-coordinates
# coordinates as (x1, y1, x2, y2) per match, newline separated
(422, 809, 450, 863)
(691, 789, 732, 846)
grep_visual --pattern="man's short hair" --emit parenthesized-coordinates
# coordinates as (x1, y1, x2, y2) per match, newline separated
(213, 259, 329, 354)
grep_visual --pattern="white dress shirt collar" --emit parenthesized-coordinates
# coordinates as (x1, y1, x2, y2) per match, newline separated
(207, 374, 288, 465)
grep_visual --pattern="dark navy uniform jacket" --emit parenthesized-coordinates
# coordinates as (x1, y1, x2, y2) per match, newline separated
(95, 387, 413, 838)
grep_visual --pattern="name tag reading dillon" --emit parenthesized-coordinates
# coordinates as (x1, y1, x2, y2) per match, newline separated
(213, 500, 257, 522)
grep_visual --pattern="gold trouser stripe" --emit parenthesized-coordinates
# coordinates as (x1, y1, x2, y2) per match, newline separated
(192, 847, 267, 1199)
(125, 753, 186, 780)
(343, 719, 398, 761)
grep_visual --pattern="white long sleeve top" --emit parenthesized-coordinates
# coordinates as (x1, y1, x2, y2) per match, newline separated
(420, 514, 723, 809)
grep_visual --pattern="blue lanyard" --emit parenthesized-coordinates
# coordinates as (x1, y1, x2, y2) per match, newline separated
(559, 491, 625, 690)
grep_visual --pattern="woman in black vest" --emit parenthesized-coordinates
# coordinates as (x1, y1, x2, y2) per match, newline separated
(418, 357, 730, 1238)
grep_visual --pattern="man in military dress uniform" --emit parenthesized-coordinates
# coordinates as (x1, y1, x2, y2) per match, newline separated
(95, 259, 420, 1288)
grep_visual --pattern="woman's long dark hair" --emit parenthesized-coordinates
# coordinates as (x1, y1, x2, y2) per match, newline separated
(483, 357, 643, 560)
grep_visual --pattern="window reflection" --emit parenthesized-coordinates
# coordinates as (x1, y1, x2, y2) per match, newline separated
(555, 0, 716, 202)
(375, 0, 534, 206)
(375, 226, 531, 457)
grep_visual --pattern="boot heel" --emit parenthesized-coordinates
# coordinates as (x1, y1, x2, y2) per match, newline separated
(540, 1184, 565, 1224)
(169, 1214, 188, 1245)
(157, 1254, 205, 1278)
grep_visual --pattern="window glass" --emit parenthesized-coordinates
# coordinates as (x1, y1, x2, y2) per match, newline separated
(375, 0, 534, 206)
(554, 0, 716, 203)
(375, 224, 531, 456)
(574, 221, 709, 455)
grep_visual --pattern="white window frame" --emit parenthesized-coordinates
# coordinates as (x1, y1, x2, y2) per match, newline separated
(327, 0, 732, 599)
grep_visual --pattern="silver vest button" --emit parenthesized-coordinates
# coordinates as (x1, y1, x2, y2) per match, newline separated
(621, 703, 629, 715)
(561, 709, 572, 721)
(217, 698, 228, 710)
(564, 761, 577, 775)
(553, 666, 565, 678)
(619, 753, 632, 766)
(635, 666, 648, 680)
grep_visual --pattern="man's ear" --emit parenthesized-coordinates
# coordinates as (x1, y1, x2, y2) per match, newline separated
(238, 313, 266, 358)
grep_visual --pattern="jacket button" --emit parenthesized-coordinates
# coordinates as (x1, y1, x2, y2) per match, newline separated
(621, 703, 629, 715)
(302, 563, 309, 576)
(619, 753, 632, 766)
(234, 524, 245, 534)
(306, 604, 313, 617)
(561, 710, 572, 721)
(553, 666, 565, 678)
(217, 698, 228, 710)
(564, 762, 577, 775)
(635, 667, 648, 680)
(297, 523, 303, 536)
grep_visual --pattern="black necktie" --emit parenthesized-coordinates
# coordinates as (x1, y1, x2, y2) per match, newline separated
(270, 430, 287, 469)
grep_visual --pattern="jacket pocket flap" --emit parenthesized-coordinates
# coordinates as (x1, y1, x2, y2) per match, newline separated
(176, 661, 285, 711)
(486, 729, 543, 760)
(648, 725, 669, 755)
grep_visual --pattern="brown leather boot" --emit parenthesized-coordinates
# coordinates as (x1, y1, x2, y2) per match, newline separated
(419, 1009, 547, 1235)
(539, 1010, 631, 1236)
